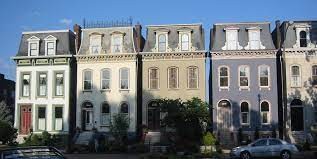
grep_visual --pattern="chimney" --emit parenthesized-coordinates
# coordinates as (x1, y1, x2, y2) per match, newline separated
(275, 20, 281, 49)
(135, 23, 142, 52)
(73, 24, 82, 53)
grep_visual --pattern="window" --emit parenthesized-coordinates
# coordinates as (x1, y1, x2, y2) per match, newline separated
(38, 73, 47, 96)
(30, 43, 38, 56)
(249, 31, 260, 49)
(55, 73, 64, 96)
(261, 101, 270, 124)
(101, 69, 111, 90)
(259, 66, 269, 87)
(37, 107, 46, 131)
(239, 66, 249, 88)
(120, 68, 129, 90)
(300, 31, 307, 47)
(312, 65, 317, 86)
(22, 74, 30, 97)
(44, 35, 57, 55)
(181, 33, 189, 51)
(101, 102, 110, 125)
(253, 139, 267, 147)
(188, 66, 198, 89)
(158, 34, 167, 52)
(111, 34, 123, 53)
(168, 67, 178, 89)
(291, 65, 301, 87)
(149, 68, 159, 89)
(90, 34, 102, 54)
(219, 67, 229, 88)
(28, 36, 40, 56)
(269, 139, 282, 145)
(54, 106, 63, 131)
(47, 42, 55, 55)
(83, 70, 92, 90)
(241, 102, 249, 125)
(120, 103, 129, 115)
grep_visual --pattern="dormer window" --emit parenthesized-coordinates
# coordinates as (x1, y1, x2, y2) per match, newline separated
(27, 36, 40, 56)
(181, 34, 189, 51)
(245, 27, 265, 50)
(44, 35, 57, 56)
(293, 24, 313, 48)
(300, 31, 307, 47)
(89, 33, 102, 54)
(111, 32, 124, 53)
(158, 34, 167, 52)
(222, 27, 242, 50)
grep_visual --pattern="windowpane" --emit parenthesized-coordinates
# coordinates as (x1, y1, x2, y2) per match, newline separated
(30, 43, 38, 56)
(261, 102, 269, 124)
(102, 69, 110, 89)
(291, 66, 301, 87)
(227, 30, 237, 50)
(300, 31, 307, 47)
(120, 68, 129, 89)
(55, 107, 63, 118)
(47, 42, 55, 55)
(90, 35, 101, 54)
(54, 107, 63, 131)
(259, 66, 269, 87)
(219, 67, 228, 87)
(55, 73, 64, 96)
(188, 67, 198, 88)
(181, 34, 189, 51)
(241, 102, 249, 124)
(38, 107, 46, 131)
(239, 66, 249, 87)
(22, 74, 30, 97)
(101, 103, 110, 125)
(158, 34, 166, 52)
(84, 71, 92, 90)
(39, 73, 47, 96)
(120, 103, 129, 114)
(312, 66, 317, 85)
(168, 67, 178, 89)
(149, 68, 159, 89)
(250, 31, 260, 49)
(112, 35, 122, 53)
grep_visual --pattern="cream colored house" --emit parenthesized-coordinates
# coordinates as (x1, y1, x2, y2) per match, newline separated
(141, 24, 206, 131)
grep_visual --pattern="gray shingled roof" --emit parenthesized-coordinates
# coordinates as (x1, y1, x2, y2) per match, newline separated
(280, 21, 317, 48)
(16, 30, 75, 56)
(77, 27, 137, 55)
(211, 22, 275, 51)
(143, 24, 205, 52)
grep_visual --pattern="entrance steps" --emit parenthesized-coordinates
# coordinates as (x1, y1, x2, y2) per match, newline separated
(218, 131, 234, 147)
(74, 131, 94, 145)
(144, 131, 161, 145)
(290, 132, 313, 144)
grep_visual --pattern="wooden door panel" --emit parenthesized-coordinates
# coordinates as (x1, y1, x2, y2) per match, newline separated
(20, 105, 32, 134)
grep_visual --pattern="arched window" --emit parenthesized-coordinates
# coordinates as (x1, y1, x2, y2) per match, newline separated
(291, 65, 301, 87)
(158, 34, 167, 52)
(241, 102, 249, 125)
(120, 103, 129, 118)
(83, 70, 92, 90)
(149, 68, 159, 89)
(239, 66, 250, 88)
(300, 31, 307, 47)
(312, 65, 317, 85)
(168, 67, 179, 89)
(187, 66, 198, 89)
(218, 100, 231, 107)
(119, 68, 129, 90)
(219, 66, 229, 88)
(101, 102, 110, 125)
(82, 101, 93, 108)
(181, 33, 189, 51)
(260, 101, 270, 124)
(259, 65, 270, 87)
(101, 69, 111, 90)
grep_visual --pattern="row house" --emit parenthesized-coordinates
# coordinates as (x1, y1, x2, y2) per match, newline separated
(273, 21, 317, 143)
(210, 22, 279, 144)
(74, 24, 144, 137)
(12, 30, 76, 138)
(141, 24, 206, 135)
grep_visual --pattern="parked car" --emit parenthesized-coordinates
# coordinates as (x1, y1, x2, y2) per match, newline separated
(230, 138, 298, 159)
(0, 146, 66, 159)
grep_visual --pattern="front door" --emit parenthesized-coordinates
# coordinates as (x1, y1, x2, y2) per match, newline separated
(20, 105, 32, 134)
(82, 109, 93, 130)
(148, 108, 160, 131)
(217, 100, 231, 130)
(291, 106, 304, 131)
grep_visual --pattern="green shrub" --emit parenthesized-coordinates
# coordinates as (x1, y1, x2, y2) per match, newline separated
(0, 120, 17, 144)
(203, 132, 216, 146)
(110, 113, 129, 146)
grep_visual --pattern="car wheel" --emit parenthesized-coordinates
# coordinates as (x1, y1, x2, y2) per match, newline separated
(240, 151, 251, 159)
(280, 150, 291, 159)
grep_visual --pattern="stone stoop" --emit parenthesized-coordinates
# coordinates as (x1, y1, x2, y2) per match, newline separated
(16, 135, 28, 144)
(290, 131, 312, 144)
(144, 131, 161, 146)
(74, 131, 94, 145)
(218, 131, 234, 147)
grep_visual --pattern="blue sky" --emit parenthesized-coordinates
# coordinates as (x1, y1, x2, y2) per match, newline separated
(0, 0, 316, 81)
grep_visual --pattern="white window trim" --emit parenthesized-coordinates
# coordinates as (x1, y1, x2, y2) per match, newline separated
(221, 27, 243, 50)
(245, 27, 265, 50)
(290, 64, 302, 88)
(218, 66, 230, 90)
(155, 32, 169, 52)
(293, 24, 315, 48)
(119, 68, 130, 90)
(27, 36, 40, 56)
(187, 66, 199, 89)
(258, 65, 271, 89)
(83, 69, 93, 91)
(100, 68, 111, 91)
(167, 67, 179, 89)
(54, 71, 65, 97)
(21, 72, 31, 98)
(178, 31, 192, 52)
(111, 33, 124, 53)
(89, 33, 103, 54)
(100, 102, 111, 126)
(260, 100, 271, 125)
(53, 105, 64, 131)
(240, 100, 250, 126)
(44, 35, 57, 56)
(37, 72, 48, 97)
(148, 67, 160, 90)
(35, 105, 47, 132)
(238, 65, 250, 90)
(311, 64, 317, 86)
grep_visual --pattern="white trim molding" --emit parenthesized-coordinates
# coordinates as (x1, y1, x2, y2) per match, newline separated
(44, 35, 57, 56)
(222, 26, 243, 50)
(244, 27, 265, 50)
(293, 23, 316, 49)
(27, 36, 40, 56)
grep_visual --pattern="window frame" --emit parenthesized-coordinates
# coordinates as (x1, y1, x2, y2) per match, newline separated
(187, 66, 199, 89)
(54, 71, 64, 97)
(290, 65, 301, 88)
(111, 34, 124, 53)
(260, 100, 271, 125)
(53, 105, 63, 131)
(156, 32, 168, 52)
(311, 65, 317, 86)
(44, 35, 57, 56)
(120, 102, 129, 123)
(83, 69, 93, 91)
(21, 72, 31, 97)
(299, 31, 307, 47)
(148, 67, 160, 90)
(27, 36, 40, 56)
(36, 105, 47, 132)
(258, 65, 270, 88)
(89, 33, 102, 54)
(218, 66, 230, 89)
(119, 68, 130, 90)
(238, 65, 250, 90)
(240, 101, 250, 126)
(100, 102, 111, 126)
(37, 72, 48, 97)
(179, 32, 191, 51)
(100, 68, 111, 90)
(167, 66, 179, 89)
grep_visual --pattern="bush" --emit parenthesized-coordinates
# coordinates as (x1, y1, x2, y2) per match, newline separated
(0, 120, 17, 144)
(22, 131, 66, 148)
(109, 114, 129, 148)
(203, 132, 216, 146)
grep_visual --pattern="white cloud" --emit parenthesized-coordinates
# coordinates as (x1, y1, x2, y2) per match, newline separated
(60, 18, 72, 26)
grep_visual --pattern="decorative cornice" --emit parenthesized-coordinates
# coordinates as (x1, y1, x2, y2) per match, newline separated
(75, 54, 137, 63)
(141, 52, 206, 60)
(14, 57, 71, 66)
(285, 49, 317, 56)
(211, 50, 277, 59)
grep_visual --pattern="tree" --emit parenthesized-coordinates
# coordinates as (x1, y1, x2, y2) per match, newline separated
(0, 120, 17, 144)
(109, 113, 129, 146)
(0, 101, 13, 125)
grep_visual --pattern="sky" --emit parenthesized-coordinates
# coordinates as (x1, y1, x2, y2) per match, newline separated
(0, 0, 316, 81)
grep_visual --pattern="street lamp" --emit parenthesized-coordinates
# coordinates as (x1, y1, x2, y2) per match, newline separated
(281, 20, 294, 141)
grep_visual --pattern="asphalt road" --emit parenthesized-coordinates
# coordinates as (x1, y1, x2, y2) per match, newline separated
(65, 154, 141, 159)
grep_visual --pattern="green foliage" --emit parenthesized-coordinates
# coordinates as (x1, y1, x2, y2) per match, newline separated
(0, 101, 13, 125)
(22, 131, 66, 148)
(254, 127, 260, 140)
(109, 113, 129, 146)
(159, 97, 209, 144)
(203, 132, 216, 146)
(0, 120, 17, 144)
